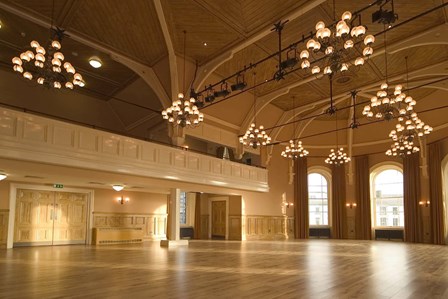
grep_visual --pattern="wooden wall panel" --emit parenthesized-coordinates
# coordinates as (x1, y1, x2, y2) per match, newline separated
(243, 215, 291, 240)
(0, 210, 8, 245)
(93, 212, 167, 241)
(201, 215, 209, 239)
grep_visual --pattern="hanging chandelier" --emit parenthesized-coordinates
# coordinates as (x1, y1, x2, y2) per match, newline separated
(386, 112, 433, 157)
(281, 96, 309, 159)
(362, 83, 415, 120)
(281, 140, 309, 159)
(161, 31, 204, 128)
(325, 148, 351, 165)
(11, 28, 84, 89)
(239, 123, 271, 149)
(239, 73, 271, 149)
(161, 93, 204, 127)
(325, 108, 350, 165)
(299, 10, 374, 77)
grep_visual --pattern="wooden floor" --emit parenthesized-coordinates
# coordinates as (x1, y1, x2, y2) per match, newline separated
(0, 239, 447, 298)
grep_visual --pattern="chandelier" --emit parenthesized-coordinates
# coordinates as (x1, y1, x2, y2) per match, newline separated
(161, 93, 204, 127)
(325, 148, 351, 165)
(281, 140, 309, 159)
(161, 31, 204, 128)
(362, 83, 415, 120)
(11, 28, 84, 89)
(281, 96, 309, 159)
(299, 10, 374, 77)
(239, 73, 271, 149)
(325, 109, 350, 165)
(386, 112, 433, 157)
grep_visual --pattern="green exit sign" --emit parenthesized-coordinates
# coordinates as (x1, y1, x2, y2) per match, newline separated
(53, 184, 64, 189)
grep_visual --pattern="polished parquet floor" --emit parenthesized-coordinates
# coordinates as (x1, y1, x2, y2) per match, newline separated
(0, 239, 447, 298)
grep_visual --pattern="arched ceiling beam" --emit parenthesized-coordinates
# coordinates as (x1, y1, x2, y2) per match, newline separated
(193, 0, 326, 90)
(154, 0, 179, 103)
(239, 25, 448, 133)
(0, 1, 171, 108)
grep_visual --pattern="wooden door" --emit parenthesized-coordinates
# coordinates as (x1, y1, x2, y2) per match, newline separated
(53, 192, 88, 245)
(14, 189, 88, 246)
(14, 189, 54, 246)
(212, 201, 226, 239)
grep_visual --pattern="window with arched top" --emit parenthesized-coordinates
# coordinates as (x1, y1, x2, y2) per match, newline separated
(371, 167, 404, 228)
(308, 172, 329, 226)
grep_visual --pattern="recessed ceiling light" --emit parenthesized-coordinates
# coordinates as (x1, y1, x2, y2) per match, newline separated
(0, 20, 3, 29)
(203, 42, 207, 46)
(0, 173, 7, 181)
(89, 56, 102, 68)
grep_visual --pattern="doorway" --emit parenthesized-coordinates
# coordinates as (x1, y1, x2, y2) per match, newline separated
(211, 200, 227, 240)
(13, 188, 89, 247)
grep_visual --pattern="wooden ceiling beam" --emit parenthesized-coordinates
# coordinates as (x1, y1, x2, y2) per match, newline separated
(154, 0, 179, 103)
(192, 0, 326, 90)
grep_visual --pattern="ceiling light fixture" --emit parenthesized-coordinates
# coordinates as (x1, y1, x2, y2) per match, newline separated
(299, 7, 374, 78)
(325, 110, 350, 165)
(89, 56, 102, 68)
(0, 173, 7, 181)
(11, 1, 84, 90)
(239, 73, 271, 149)
(161, 31, 204, 128)
(112, 185, 124, 191)
(362, 25, 413, 121)
(385, 56, 433, 157)
(281, 96, 309, 159)
(0, 19, 3, 29)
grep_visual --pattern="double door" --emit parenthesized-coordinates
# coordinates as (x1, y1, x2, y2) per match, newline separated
(14, 189, 88, 246)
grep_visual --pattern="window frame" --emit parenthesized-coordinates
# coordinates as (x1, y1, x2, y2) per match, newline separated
(370, 163, 404, 229)
(307, 166, 332, 228)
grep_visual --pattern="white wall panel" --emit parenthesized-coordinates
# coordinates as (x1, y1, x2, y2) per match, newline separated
(0, 112, 17, 137)
(53, 126, 75, 147)
(79, 131, 97, 151)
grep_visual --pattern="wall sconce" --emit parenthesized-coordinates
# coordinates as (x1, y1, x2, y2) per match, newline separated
(117, 196, 130, 205)
(346, 202, 357, 209)
(419, 200, 430, 207)
(285, 202, 294, 208)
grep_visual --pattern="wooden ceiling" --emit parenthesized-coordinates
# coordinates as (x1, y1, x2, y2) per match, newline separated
(0, 0, 446, 150)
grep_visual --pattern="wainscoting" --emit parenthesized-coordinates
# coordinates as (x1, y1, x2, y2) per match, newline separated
(243, 215, 291, 240)
(93, 212, 167, 241)
(0, 210, 8, 245)
(229, 215, 242, 240)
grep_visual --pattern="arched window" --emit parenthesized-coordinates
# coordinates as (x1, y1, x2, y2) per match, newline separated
(308, 172, 329, 226)
(371, 168, 404, 227)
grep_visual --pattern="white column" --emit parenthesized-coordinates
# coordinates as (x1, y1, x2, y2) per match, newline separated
(160, 188, 188, 247)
